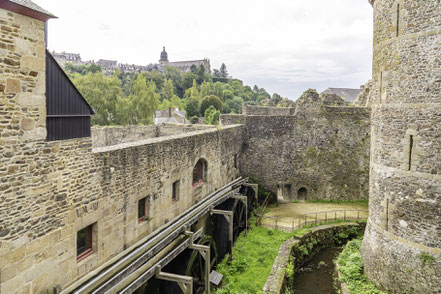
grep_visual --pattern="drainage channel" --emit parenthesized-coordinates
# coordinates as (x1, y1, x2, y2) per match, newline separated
(293, 246, 342, 294)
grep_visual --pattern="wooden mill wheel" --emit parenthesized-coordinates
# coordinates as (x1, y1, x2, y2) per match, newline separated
(232, 198, 247, 241)
(185, 235, 218, 294)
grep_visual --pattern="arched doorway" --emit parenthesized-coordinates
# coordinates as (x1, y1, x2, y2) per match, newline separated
(298, 187, 307, 201)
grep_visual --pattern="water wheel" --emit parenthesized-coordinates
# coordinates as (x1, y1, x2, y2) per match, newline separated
(232, 198, 247, 241)
(185, 235, 218, 294)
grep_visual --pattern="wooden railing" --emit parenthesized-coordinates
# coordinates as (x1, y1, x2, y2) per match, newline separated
(259, 209, 368, 233)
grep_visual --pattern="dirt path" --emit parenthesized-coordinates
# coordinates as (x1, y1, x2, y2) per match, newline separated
(261, 202, 368, 231)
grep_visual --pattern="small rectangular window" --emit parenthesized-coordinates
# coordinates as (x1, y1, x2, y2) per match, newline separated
(138, 198, 146, 222)
(396, 4, 400, 37)
(77, 224, 94, 261)
(234, 154, 238, 168)
(172, 181, 180, 202)
(408, 135, 414, 171)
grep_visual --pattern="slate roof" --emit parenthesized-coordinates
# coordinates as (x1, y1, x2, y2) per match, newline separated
(169, 60, 207, 67)
(9, 0, 55, 17)
(321, 88, 363, 103)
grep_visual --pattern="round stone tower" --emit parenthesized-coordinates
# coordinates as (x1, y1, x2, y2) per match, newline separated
(362, 0, 441, 293)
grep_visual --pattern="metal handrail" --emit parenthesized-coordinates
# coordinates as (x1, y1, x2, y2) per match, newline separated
(259, 209, 368, 232)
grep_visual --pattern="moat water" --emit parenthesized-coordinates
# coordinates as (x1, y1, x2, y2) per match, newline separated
(293, 246, 342, 294)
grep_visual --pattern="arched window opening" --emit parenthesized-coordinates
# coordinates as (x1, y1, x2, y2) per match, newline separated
(298, 187, 307, 201)
(193, 159, 207, 186)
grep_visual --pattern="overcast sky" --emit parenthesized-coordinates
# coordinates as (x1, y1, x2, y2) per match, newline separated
(36, 0, 373, 100)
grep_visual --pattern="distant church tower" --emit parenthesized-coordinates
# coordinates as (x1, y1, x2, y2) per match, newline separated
(159, 46, 169, 65)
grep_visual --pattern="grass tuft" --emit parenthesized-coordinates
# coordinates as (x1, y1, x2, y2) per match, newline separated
(336, 238, 386, 294)
(213, 225, 295, 294)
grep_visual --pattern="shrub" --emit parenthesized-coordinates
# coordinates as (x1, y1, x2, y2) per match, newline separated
(200, 95, 222, 115)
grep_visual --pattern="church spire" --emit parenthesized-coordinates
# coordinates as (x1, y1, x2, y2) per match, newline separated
(160, 46, 169, 64)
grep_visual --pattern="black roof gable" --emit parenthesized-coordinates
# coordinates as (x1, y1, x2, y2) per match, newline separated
(46, 50, 94, 116)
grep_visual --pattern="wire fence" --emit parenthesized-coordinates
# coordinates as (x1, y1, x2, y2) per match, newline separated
(259, 209, 369, 233)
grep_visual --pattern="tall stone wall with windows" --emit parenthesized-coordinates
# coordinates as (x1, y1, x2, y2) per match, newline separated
(0, 121, 243, 294)
(361, 0, 441, 293)
(222, 93, 371, 202)
(0, 8, 243, 292)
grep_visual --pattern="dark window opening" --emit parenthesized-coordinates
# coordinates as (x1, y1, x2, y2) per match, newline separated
(408, 135, 414, 171)
(396, 4, 400, 37)
(77, 224, 93, 261)
(298, 187, 307, 201)
(285, 184, 292, 198)
(193, 159, 207, 186)
(172, 181, 179, 202)
(138, 198, 146, 222)
(385, 199, 390, 231)
(379, 71, 384, 103)
(234, 154, 238, 168)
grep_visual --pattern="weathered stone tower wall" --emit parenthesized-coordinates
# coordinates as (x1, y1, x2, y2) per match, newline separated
(361, 0, 441, 293)
(222, 92, 371, 202)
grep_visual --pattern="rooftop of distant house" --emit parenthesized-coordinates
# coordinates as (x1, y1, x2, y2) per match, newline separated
(321, 87, 363, 103)
(155, 107, 189, 125)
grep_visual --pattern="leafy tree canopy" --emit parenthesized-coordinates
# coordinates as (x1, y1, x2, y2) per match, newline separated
(200, 95, 222, 116)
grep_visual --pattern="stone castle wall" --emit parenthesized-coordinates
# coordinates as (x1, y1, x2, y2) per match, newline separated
(0, 123, 243, 293)
(91, 124, 214, 148)
(242, 104, 295, 116)
(0, 8, 243, 292)
(361, 0, 441, 293)
(222, 101, 371, 201)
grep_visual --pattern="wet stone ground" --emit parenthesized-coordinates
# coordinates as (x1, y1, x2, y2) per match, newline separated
(293, 246, 342, 294)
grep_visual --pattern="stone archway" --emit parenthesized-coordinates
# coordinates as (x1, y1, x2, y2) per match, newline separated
(298, 187, 307, 201)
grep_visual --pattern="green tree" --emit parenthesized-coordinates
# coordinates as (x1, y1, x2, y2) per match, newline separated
(223, 96, 243, 114)
(185, 97, 200, 118)
(162, 79, 175, 101)
(212, 69, 221, 77)
(200, 95, 222, 116)
(200, 81, 211, 98)
(222, 89, 234, 101)
(204, 105, 220, 125)
(72, 72, 122, 125)
(65, 63, 102, 75)
(213, 82, 224, 98)
(220, 63, 228, 78)
(143, 70, 164, 91)
(182, 72, 198, 90)
(196, 64, 207, 84)
(164, 66, 183, 97)
(184, 79, 200, 100)
(272, 93, 283, 106)
(190, 116, 199, 124)
(129, 75, 160, 125)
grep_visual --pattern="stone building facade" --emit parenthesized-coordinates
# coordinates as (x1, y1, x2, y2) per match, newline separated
(51, 51, 82, 66)
(361, 0, 441, 293)
(159, 46, 211, 74)
(222, 91, 371, 202)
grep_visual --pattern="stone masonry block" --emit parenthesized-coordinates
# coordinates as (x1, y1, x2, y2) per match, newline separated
(21, 118, 35, 131)
(15, 92, 44, 107)
(21, 56, 44, 72)
(5, 78, 21, 93)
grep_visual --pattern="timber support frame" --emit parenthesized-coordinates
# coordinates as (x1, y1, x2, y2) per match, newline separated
(155, 265, 193, 294)
(210, 208, 234, 261)
(232, 194, 248, 235)
(185, 231, 211, 294)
